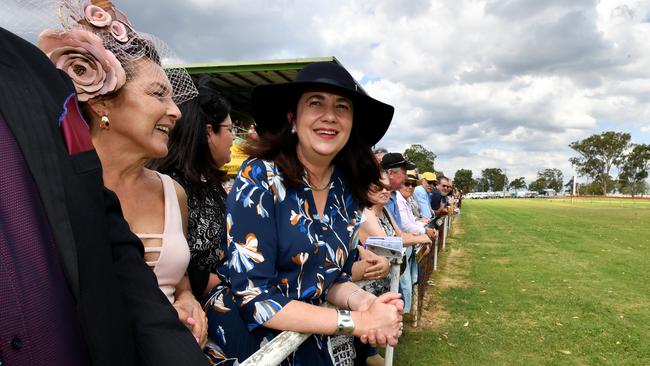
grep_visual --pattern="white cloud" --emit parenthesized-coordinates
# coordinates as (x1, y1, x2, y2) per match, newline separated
(6, 0, 649, 187)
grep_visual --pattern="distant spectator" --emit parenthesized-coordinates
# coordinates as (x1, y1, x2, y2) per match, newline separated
(395, 172, 435, 314)
(355, 170, 430, 365)
(413, 171, 436, 219)
(374, 147, 388, 164)
(431, 176, 452, 218)
(406, 170, 424, 219)
(381, 152, 416, 228)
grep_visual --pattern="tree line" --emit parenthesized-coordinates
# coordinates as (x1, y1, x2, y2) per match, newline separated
(569, 131, 649, 196)
(451, 168, 564, 194)
(401, 131, 650, 197)
(402, 144, 566, 193)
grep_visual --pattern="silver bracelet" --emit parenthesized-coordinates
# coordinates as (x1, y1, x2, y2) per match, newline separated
(345, 289, 364, 310)
(335, 309, 355, 335)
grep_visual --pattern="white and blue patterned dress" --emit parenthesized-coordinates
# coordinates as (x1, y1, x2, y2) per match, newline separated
(226, 158, 363, 366)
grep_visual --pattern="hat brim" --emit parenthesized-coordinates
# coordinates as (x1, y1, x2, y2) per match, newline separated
(251, 81, 394, 147)
(381, 160, 417, 170)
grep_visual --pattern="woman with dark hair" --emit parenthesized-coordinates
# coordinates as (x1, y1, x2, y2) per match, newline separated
(152, 77, 233, 297)
(151, 78, 259, 364)
(226, 61, 403, 366)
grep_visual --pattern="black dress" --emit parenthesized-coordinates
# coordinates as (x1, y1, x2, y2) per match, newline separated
(165, 169, 228, 294)
(164, 169, 257, 365)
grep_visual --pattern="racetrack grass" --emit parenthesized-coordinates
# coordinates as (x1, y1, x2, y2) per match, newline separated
(394, 198, 650, 365)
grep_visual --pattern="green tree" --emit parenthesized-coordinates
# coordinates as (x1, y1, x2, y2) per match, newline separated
(569, 131, 631, 194)
(509, 177, 527, 190)
(578, 181, 605, 195)
(618, 144, 650, 197)
(528, 178, 545, 192)
(564, 176, 575, 194)
(403, 144, 436, 173)
(474, 177, 489, 191)
(533, 168, 564, 192)
(453, 169, 474, 192)
(481, 168, 508, 191)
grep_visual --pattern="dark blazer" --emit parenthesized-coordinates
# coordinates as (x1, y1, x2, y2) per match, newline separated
(0, 28, 210, 366)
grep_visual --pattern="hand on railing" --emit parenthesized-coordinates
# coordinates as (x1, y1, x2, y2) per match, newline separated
(425, 227, 438, 240)
(362, 251, 390, 281)
(355, 292, 404, 347)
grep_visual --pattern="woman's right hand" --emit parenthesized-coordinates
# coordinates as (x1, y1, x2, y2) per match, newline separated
(354, 292, 403, 346)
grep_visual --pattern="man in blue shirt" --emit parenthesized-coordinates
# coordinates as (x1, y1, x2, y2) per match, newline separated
(413, 171, 436, 219)
(381, 152, 416, 228)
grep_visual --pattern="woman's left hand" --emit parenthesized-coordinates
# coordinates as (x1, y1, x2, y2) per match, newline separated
(363, 251, 390, 281)
(173, 294, 208, 348)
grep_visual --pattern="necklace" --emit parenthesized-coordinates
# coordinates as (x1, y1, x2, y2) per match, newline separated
(306, 167, 333, 192)
(308, 179, 331, 191)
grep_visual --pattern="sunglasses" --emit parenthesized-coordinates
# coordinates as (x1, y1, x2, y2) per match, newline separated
(404, 182, 417, 188)
(426, 180, 436, 185)
(371, 183, 391, 192)
(441, 184, 451, 189)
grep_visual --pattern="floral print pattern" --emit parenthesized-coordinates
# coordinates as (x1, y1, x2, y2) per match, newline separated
(226, 158, 363, 366)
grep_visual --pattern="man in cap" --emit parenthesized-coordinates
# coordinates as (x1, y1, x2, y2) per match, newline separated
(395, 171, 437, 238)
(413, 172, 437, 219)
(381, 152, 416, 228)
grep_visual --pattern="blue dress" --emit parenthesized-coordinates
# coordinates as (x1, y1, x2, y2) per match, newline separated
(226, 158, 362, 366)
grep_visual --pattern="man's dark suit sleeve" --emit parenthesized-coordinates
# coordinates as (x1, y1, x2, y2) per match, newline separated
(104, 188, 210, 366)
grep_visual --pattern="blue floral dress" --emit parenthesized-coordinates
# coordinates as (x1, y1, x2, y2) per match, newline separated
(226, 158, 363, 366)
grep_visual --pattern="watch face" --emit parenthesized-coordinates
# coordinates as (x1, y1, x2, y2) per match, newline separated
(436, 218, 444, 226)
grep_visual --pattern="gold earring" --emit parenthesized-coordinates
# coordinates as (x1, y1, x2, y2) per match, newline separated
(100, 115, 110, 130)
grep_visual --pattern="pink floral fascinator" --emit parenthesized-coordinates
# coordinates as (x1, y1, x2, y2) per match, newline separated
(27, 0, 197, 104)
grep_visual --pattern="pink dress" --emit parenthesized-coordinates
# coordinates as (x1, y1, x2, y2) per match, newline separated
(135, 172, 190, 303)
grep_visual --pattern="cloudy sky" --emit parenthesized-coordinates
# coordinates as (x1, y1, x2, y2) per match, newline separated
(8, 0, 650, 184)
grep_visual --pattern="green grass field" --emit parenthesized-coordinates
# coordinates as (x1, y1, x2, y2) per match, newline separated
(394, 198, 650, 365)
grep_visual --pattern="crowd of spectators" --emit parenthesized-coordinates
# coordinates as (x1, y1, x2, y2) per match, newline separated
(0, 1, 461, 365)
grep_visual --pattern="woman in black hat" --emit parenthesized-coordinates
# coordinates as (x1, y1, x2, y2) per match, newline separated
(225, 62, 403, 365)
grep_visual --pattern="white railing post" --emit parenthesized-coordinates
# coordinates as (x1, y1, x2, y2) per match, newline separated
(441, 216, 448, 252)
(384, 257, 403, 366)
(433, 237, 439, 271)
(445, 213, 453, 241)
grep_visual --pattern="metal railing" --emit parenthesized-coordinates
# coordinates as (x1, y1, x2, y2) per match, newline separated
(239, 259, 403, 366)
(239, 207, 459, 365)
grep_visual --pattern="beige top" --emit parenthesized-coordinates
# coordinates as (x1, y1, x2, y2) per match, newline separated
(135, 172, 190, 303)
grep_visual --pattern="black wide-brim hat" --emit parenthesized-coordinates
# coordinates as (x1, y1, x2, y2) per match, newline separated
(251, 61, 394, 146)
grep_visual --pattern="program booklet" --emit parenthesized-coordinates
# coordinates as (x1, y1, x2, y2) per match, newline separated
(364, 236, 405, 259)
